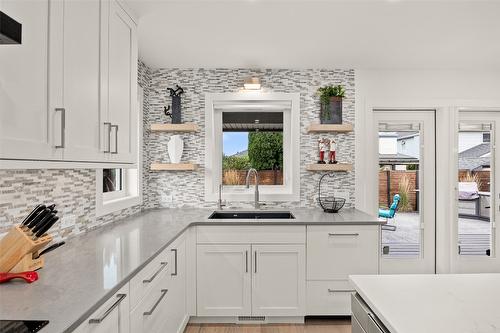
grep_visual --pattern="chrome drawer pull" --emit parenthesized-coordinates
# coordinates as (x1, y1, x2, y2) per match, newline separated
(328, 233, 359, 237)
(103, 122, 112, 153)
(143, 289, 168, 316)
(245, 250, 248, 273)
(143, 262, 168, 283)
(368, 312, 387, 332)
(89, 294, 126, 324)
(171, 249, 178, 276)
(55, 108, 66, 149)
(328, 289, 356, 293)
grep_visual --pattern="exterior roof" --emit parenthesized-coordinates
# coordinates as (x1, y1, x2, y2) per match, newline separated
(459, 143, 491, 170)
(379, 153, 419, 165)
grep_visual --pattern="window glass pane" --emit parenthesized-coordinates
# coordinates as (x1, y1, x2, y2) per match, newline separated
(103, 169, 123, 193)
(222, 111, 284, 186)
(379, 130, 421, 257)
(457, 126, 492, 256)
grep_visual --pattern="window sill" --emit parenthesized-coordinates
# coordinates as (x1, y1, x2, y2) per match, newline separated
(96, 194, 141, 217)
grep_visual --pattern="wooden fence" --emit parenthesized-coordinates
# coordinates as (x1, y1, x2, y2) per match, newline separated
(458, 170, 490, 192)
(223, 169, 283, 186)
(379, 170, 418, 211)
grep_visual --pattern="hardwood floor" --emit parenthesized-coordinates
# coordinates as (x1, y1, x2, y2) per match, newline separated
(184, 318, 351, 333)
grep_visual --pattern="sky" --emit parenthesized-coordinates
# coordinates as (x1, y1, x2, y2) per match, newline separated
(223, 132, 248, 156)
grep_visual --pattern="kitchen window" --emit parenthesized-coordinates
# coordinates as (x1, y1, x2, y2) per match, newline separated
(95, 88, 143, 216)
(205, 93, 300, 202)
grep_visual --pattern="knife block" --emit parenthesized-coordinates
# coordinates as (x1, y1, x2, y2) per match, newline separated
(0, 225, 52, 273)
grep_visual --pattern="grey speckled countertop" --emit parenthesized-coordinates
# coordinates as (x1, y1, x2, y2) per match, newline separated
(0, 207, 381, 332)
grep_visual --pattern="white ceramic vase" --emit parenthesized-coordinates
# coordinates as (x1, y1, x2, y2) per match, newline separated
(167, 135, 184, 164)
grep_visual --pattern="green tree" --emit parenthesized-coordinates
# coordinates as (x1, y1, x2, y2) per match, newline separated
(248, 132, 283, 171)
(222, 155, 251, 170)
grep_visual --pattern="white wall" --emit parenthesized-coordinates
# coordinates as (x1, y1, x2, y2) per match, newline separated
(355, 69, 500, 273)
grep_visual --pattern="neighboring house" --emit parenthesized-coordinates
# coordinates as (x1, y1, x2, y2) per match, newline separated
(458, 132, 490, 153)
(379, 132, 419, 169)
(458, 143, 490, 171)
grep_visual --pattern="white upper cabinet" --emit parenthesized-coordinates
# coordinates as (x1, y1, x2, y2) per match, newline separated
(50, 0, 104, 162)
(0, 0, 62, 161)
(102, 0, 138, 164)
(0, 0, 138, 167)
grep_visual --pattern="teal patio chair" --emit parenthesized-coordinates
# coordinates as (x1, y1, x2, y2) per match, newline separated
(379, 194, 400, 231)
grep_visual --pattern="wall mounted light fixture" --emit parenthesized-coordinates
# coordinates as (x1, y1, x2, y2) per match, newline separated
(243, 77, 261, 90)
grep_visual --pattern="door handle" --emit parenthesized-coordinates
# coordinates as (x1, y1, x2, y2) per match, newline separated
(328, 233, 359, 237)
(103, 122, 111, 153)
(143, 289, 168, 316)
(245, 250, 248, 273)
(171, 249, 178, 276)
(55, 108, 65, 149)
(254, 251, 257, 273)
(111, 124, 118, 154)
(88, 294, 126, 324)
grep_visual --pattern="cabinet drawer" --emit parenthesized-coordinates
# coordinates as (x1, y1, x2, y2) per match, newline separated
(197, 226, 305, 244)
(130, 268, 174, 333)
(306, 280, 354, 315)
(130, 247, 171, 310)
(307, 225, 379, 280)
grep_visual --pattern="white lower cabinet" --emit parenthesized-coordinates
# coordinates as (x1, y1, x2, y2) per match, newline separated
(74, 284, 130, 333)
(130, 234, 188, 333)
(197, 244, 252, 316)
(252, 244, 305, 316)
(196, 241, 306, 317)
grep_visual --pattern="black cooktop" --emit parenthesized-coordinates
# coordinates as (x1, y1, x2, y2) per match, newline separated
(0, 320, 48, 333)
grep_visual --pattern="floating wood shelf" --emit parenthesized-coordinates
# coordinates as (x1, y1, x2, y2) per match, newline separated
(306, 123, 353, 133)
(151, 123, 199, 132)
(150, 163, 198, 171)
(306, 163, 353, 172)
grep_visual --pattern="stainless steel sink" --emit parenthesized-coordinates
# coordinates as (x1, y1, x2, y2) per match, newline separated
(208, 211, 295, 220)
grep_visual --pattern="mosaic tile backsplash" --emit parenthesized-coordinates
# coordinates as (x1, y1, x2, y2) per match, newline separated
(0, 64, 356, 239)
(145, 68, 355, 209)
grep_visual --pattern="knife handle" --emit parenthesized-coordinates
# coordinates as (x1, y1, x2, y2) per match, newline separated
(27, 208, 50, 229)
(21, 204, 45, 226)
(47, 204, 56, 211)
(34, 216, 59, 239)
(36, 241, 65, 258)
(31, 213, 55, 234)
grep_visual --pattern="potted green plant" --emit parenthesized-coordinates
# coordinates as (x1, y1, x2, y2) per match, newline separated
(317, 85, 345, 124)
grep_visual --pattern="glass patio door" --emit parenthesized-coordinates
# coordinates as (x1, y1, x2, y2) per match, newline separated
(374, 110, 436, 274)
(453, 111, 500, 272)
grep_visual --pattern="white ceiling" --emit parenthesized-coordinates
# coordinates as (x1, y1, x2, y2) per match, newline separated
(123, 0, 500, 70)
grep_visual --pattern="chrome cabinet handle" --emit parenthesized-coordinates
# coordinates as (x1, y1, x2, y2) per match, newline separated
(55, 108, 65, 149)
(103, 122, 111, 153)
(245, 250, 248, 273)
(254, 251, 257, 273)
(171, 249, 178, 276)
(88, 294, 126, 324)
(111, 124, 118, 154)
(328, 233, 359, 237)
(143, 262, 168, 283)
(143, 289, 168, 316)
(328, 289, 356, 293)
(367, 312, 387, 332)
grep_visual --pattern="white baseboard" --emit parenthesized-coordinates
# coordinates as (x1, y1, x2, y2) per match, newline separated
(189, 316, 305, 324)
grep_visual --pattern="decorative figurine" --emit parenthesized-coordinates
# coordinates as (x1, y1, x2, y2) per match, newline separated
(164, 85, 185, 124)
(329, 138, 338, 164)
(318, 138, 328, 164)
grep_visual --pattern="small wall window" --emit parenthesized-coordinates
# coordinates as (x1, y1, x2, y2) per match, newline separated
(205, 93, 300, 202)
(483, 132, 491, 143)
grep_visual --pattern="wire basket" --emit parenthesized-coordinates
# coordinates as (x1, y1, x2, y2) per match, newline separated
(318, 173, 346, 213)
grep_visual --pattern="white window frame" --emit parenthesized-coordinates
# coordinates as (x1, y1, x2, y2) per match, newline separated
(95, 87, 143, 217)
(204, 92, 300, 202)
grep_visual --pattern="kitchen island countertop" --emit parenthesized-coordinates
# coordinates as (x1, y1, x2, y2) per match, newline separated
(0, 207, 381, 332)
(350, 274, 500, 333)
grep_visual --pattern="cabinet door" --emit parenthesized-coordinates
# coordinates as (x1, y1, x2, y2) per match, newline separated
(105, 0, 138, 163)
(165, 236, 188, 333)
(0, 0, 62, 161)
(197, 244, 251, 316)
(75, 284, 130, 333)
(58, 0, 103, 162)
(251, 244, 305, 316)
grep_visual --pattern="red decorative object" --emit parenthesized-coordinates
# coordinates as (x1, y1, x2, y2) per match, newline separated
(0, 271, 38, 284)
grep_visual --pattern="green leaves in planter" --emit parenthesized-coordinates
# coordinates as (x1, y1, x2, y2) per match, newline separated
(317, 85, 345, 105)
